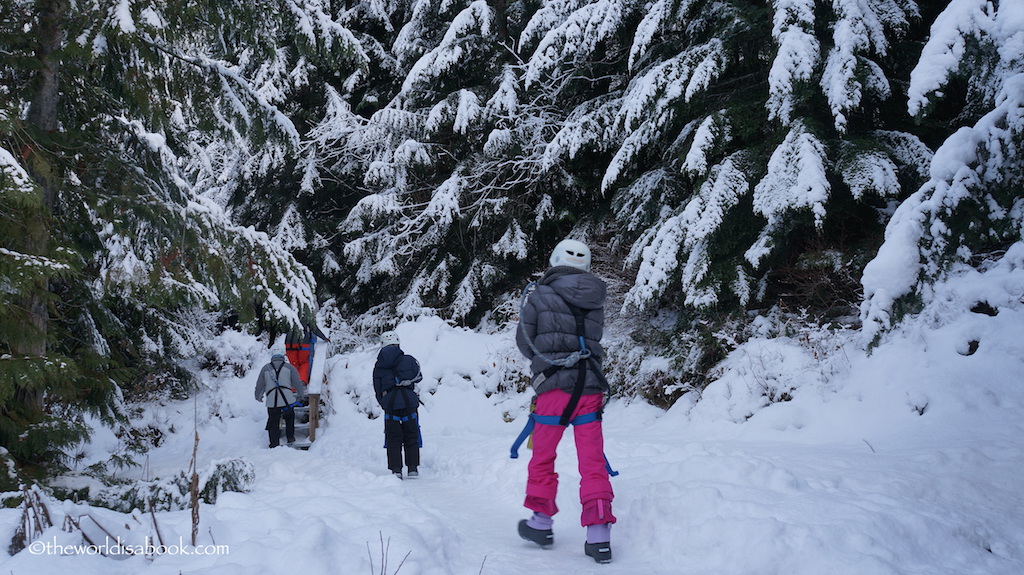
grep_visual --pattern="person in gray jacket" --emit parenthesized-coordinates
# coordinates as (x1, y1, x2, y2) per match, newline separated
(515, 239, 615, 564)
(254, 348, 306, 448)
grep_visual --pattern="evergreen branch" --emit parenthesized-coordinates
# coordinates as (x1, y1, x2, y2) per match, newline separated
(136, 33, 301, 147)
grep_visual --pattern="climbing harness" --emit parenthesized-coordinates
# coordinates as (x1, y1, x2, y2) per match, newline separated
(383, 411, 423, 448)
(510, 408, 619, 476)
(268, 363, 302, 411)
(512, 282, 618, 476)
(518, 282, 592, 372)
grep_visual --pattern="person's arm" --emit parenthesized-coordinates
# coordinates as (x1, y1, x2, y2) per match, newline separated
(516, 295, 539, 359)
(289, 365, 306, 400)
(372, 366, 386, 404)
(312, 322, 330, 342)
(254, 366, 265, 402)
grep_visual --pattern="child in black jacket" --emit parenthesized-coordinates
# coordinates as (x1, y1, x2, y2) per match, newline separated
(372, 331, 422, 478)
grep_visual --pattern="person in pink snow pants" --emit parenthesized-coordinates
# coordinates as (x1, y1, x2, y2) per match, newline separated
(515, 238, 615, 564)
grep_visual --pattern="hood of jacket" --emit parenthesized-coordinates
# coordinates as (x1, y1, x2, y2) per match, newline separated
(376, 345, 403, 369)
(539, 266, 606, 310)
(270, 356, 287, 371)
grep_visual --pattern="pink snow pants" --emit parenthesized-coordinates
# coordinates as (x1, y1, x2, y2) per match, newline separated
(524, 389, 616, 526)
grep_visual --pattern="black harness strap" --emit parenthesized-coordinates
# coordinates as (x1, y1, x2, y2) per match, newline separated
(270, 363, 292, 408)
(559, 302, 590, 426)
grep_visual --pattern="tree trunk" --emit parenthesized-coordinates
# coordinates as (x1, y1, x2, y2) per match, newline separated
(26, 0, 65, 136)
(487, 0, 508, 46)
(15, 0, 67, 410)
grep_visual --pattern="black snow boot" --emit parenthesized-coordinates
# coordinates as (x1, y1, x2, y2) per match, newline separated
(518, 520, 553, 548)
(584, 541, 612, 564)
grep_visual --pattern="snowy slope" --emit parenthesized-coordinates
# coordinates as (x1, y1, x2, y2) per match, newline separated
(2, 298, 1023, 575)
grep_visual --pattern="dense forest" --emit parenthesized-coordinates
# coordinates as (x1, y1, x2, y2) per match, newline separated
(1, 0, 1021, 482)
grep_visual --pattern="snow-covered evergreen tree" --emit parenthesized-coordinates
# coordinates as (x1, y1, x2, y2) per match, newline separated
(0, 0, 339, 472)
(298, 0, 981, 365)
(4, 0, 1023, 456)
(615, 0, 926, 316)
(307, 0, 574, 325)
(861, 0, 1024, 342)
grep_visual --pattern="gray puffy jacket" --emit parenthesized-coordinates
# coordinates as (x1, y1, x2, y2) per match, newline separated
(254, 357, 306, 408)
(516, 266, 608, 395)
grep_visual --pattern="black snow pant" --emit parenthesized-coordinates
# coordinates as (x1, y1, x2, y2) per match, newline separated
(267, 406, 295, 447)
(384, 408, 420, 474)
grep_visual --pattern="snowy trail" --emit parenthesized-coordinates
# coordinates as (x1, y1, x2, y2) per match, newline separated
(3, 385, 1022, 575)
(153, 394, 1019, 575)
(18, 388, 1013, 575)
(135, 396, 679, 575)
(3, 314, 1024, 574)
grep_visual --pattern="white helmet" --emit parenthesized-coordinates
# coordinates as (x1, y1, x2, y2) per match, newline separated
(380, 330, 400, 347)
(271, 348, 286, 359)
(549, 239, 591, 272)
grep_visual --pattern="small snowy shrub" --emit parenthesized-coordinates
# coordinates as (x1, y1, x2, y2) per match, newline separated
(608, 310, 742, 408)
(90, 458, 255, 512)
(197, 331, 260, 378)
(199, 457, 257, 502)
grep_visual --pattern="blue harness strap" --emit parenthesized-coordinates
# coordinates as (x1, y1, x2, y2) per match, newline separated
(384, 412, 416, 423)
(383, 412, 423, 448)
(510, 412, 619, 477)
(270, 383, 302, 412)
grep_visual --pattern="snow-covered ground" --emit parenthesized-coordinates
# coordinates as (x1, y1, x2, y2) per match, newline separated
(2, 285, 1023, 574)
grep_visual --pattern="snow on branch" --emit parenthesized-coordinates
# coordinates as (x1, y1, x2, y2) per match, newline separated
(753, 123, 830, 228)
(862, 0, 1024, 340)
(275, 204, 308, 252)
(485, 67, 521, 118)
(597, 41, 726, 191)
(400, 1, 493, 94)
(394, 0, 452, 68)
(340, 193, 406, 234)
(285, 0, 369, 65)
(450, 260, 498, 320)
(0, 146, 35, 194)
(523, 0, 636, 89)
(624, 154, 750, 311)
(0, 248, 72, 275)
(821, 0, 916, 132)
(684, 112, 731, 177)
(492, 221, 529, 259)
(426, 90, 483, 135)
(520, 0, 589, 53)
(307, 85, 361, 143)
(874, 131, 933, 181)
(629, 0, 678, 71)
(616, 41, 726, 134)
(602, 118, 667, 193)
(768, 0, 820, 124)
(612, 168, 674, 234)
(139, 34, 302, 147)
(837, 146, 899, 200)
(543, 95, 620, 169)
(680, 154, 751, 255)
(908, 0, 994, 117)
(421, 172, 465, 231)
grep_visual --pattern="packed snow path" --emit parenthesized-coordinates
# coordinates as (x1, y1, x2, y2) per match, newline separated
(3, 314, 1023, 574)
(203, 399, 1021, 575)
(7, 394, 1022, 575)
